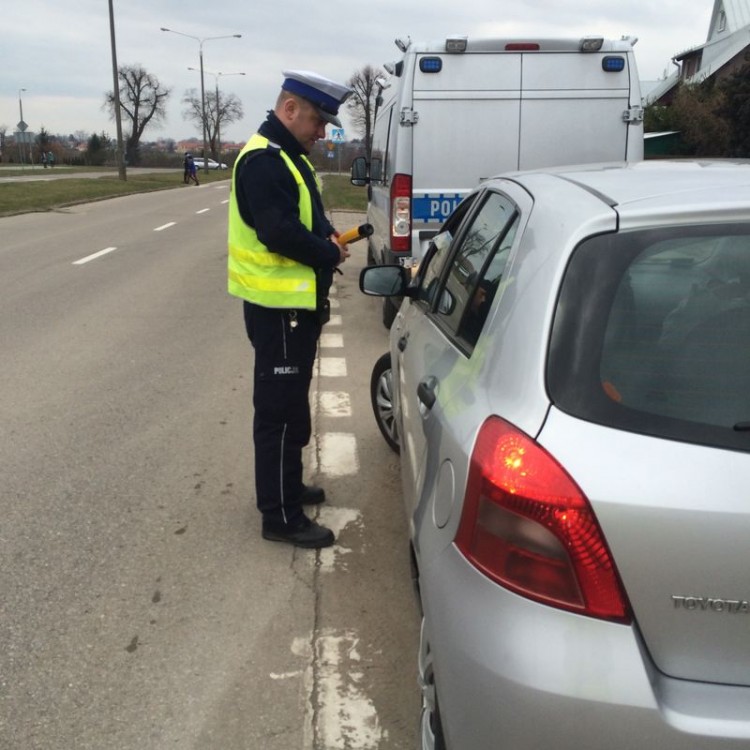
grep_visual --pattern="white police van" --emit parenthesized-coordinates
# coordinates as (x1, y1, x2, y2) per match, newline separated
(351, 35, 644, 326)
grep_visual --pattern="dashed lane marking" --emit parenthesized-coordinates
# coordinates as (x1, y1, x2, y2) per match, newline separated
(319, 357, 347, 377)
(319, 333, 344, 348)
(154, 222, 176, 232)
(72, 247, 118, 265)
(318, 432, 358, 476)
(319, 391, 352, 418)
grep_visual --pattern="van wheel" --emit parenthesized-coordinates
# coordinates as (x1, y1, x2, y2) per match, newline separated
(370, 352, 400, 454)
(418, 619, 447, 750)
(382, 297, 398, 329)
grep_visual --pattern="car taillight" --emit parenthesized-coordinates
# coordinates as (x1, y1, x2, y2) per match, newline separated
(390, 173, 412, 253)
(455, 417, 631, 623)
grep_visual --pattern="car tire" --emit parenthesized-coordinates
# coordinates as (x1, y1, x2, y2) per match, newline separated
(370, 352, 400, 454)
(418, 618, 447, 750)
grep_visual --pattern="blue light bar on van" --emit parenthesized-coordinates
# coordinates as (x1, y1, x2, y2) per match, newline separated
(420, 57, 443, 73)
(602, 56, 626, 72)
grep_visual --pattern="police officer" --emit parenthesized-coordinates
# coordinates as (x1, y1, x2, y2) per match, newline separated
(228, 70, 353, 548)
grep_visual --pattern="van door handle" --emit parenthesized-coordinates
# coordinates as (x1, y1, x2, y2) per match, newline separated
(397, 334, 409, 352)
(417, 376, 438, 410)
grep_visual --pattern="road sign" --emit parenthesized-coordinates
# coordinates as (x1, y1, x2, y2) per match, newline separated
(17, 120, 28, 132)
(331, 128, 345, 143)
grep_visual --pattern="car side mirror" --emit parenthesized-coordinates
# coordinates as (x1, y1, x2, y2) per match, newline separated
(359, 265, 410, 297)
(351, 156, 369, 187)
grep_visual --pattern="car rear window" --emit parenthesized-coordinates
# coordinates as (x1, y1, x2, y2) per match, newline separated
(548, 225, 750, 452)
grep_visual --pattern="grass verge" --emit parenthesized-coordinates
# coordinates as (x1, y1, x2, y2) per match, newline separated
(0, 171, 229, 217)
(0, 170, 366, 217)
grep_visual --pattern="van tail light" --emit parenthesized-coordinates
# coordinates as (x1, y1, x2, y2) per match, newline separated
(390, 173, 412, 253)
(455, 417, 631, 623)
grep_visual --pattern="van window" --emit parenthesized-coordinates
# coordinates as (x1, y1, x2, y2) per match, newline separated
(549, 227, 750, 452)
(370, 104, 394, 185)
(431, 190, 518, 348)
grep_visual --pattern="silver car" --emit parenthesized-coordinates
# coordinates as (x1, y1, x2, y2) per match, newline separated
(360, 160, 750, 750)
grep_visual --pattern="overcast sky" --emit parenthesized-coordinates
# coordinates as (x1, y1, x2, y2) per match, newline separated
(1, 0, 714, 146)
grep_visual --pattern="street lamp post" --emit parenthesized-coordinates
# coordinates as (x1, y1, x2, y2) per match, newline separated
(160, 27, 241, 173)
(188, 68, 244, 163)
(18, 88, 27, 167)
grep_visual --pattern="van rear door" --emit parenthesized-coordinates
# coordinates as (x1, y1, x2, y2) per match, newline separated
(410, 53, 522, 229)
(518, 50, 637, 169)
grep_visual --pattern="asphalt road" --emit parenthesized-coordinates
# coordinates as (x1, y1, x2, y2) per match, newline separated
(0, 183, 420, 749)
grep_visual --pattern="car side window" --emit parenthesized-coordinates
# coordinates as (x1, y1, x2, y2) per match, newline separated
(432, 191, 519, 348)
(414, 194, 479, 307)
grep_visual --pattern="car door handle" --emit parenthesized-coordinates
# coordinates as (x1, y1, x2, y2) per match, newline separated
(398, 334, 409, 352)
(417, 376, 438, 410)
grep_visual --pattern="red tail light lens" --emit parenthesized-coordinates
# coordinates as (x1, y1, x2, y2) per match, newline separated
(390, 173, 412, 253)
(455, 417, 631, 623)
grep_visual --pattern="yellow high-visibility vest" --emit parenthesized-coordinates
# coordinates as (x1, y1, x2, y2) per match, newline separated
(227, 133, 319, 309)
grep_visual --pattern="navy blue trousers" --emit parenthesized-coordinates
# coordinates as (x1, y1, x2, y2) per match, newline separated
(243, 302, 321, 525)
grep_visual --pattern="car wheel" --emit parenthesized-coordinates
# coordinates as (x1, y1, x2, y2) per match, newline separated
(418, 618, 447, 750)
(370, 352, 400, 454)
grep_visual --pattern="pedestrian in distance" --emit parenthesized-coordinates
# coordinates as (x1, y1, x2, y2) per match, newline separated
(227, 70, 353, 549)
(186, 154, 199, 186)
(41, 151, 48, 169)
(183, 153, 191, 184)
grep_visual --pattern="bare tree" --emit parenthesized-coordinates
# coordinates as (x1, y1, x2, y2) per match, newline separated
(104, 65, 170, 165)
(182, 88, 244, 160)
(345, 65, 387, 159)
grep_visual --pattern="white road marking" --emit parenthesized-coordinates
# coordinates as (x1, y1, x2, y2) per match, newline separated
(319, 357, 347, 377)
(329, 298, 340, 309)
(316, 630, 385, 749)
(154, 222, 176, 232)
(73, 247, 117, 265)
(288, 629, 385, 750)
(317, 507, 362, 573)
(320, 333, 344, 349)
(220, 199, 229, 204)
(318, 433, 358, 476)
(196, 208, 210, 214)
(270, 671, 302, 680)
(328, 314, 342, 327)
(319, 391, 352, 417)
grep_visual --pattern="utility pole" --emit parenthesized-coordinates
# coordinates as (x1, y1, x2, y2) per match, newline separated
(108, 0, 127, 180)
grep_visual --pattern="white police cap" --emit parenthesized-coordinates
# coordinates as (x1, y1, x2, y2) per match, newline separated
(281, 70, 353, 128)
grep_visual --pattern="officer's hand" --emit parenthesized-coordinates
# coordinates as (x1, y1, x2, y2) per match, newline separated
(331, 236, 351, 265)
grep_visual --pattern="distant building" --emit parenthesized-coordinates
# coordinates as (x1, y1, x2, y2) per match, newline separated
(646, 0, 750, 104)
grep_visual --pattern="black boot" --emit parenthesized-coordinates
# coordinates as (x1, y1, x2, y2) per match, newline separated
(299, 484, 326, 505)
(262, 515, 334, 549)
